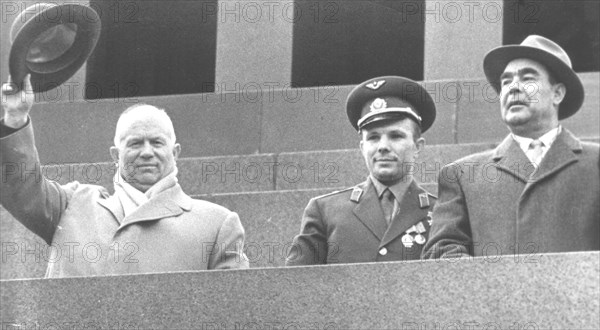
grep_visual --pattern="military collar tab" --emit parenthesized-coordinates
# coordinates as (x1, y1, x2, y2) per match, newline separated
(418, 193, 430, 208)
(350, 187, 363, 203)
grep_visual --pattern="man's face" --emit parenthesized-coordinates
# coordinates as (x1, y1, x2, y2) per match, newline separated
(499, 58, 565, 136)
(359, 118, 424, 185)
(110, 109, 181, 192)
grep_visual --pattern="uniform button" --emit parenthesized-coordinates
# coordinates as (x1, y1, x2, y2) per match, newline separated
(379, 247, 388, 256)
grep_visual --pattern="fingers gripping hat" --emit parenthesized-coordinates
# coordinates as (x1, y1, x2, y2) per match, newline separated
(483, 35, 584, 120)
(346, 76, 436, 132)
(8, 3, 101, 93)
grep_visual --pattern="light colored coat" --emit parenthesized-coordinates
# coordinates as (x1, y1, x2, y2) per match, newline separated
(0, 121, 248, 277)
(423, 129, 600, 259)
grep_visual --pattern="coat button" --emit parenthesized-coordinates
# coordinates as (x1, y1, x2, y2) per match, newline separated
(379, 247, 388, 256)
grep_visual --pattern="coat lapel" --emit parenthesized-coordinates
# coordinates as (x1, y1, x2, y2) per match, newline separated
(117, 184, 193, 231)
(525, 129, 581, 191)
(97, 195, 124, 225)
(492, 135, 535, 182)
(379, 180, 429, 248)
(352, 179, 388, 241)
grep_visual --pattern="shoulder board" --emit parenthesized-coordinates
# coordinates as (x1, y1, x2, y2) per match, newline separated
(350, 187, 363, 203)
(418, 192, 432, 209)
(314, 187, 354, 200)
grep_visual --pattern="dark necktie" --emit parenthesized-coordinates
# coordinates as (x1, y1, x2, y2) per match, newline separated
(381, 188, 396, 225)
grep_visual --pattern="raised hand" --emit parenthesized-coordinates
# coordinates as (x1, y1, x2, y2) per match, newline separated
(2, 74, 33, 128)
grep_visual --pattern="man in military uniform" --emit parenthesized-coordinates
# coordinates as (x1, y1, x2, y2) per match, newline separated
(422, 35, 600, 259)
(286, 76, 437, 265)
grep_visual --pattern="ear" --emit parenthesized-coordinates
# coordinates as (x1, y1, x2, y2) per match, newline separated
(359, 139, 364, 154)
(552, 82, 566, 106)
(414, 137, 425, 156)
(109, 146, 119, 163)
(172, 143, 181, 160)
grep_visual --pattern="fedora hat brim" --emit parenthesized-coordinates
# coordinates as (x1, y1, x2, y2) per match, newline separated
(9, 4, 101, 93)
(483, 45, 584, 120)
(346, 76, 436, 132)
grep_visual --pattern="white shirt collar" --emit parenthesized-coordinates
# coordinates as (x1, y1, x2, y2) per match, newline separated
(512, 125, 562, 154)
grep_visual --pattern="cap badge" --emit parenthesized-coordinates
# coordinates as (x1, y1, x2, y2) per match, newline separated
(370, 98, 387, 112)
(366, 80, 385, 90)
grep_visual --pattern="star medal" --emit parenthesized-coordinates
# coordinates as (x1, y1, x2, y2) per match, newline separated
(414, 234, 426, 245)
(401, 234, 414, 248)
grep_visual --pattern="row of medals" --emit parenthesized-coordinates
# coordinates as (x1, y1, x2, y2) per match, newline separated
(401, 212, 432, 248)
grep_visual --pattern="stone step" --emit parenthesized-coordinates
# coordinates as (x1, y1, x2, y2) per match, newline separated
(19, 142, 500, 195)
(1, 252, 598, 329)
(262, 73, 599, 153)
(2, 74, 597, 164)
(20, 138, 599, 195)
(273, 142, 496, 192)
(199, 188, 342, 269)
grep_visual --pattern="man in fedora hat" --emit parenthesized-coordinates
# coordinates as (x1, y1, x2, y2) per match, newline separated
(286, 76, 437, 265)
(422, 35, 599, 259)
(1, 75, 249, 277)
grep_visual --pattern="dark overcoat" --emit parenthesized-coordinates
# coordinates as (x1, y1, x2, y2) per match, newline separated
(423, 129, 600, 259)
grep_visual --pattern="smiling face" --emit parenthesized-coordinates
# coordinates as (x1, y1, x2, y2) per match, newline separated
(110, 105, 181, 192)
(359, 118, 424, 186)
(499, 58, 565, 138)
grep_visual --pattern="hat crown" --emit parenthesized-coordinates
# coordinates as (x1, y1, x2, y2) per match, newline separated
(346, 76, 436, 132)
(520, 35, 572, 69)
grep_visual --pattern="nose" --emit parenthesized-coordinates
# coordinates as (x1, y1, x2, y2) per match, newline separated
(377, 136, 391, 152)
(505, 76, 525, 96)
(501, 79, 525, 104)
(140, 141, 154, 158)
(508, 75, 527, 94)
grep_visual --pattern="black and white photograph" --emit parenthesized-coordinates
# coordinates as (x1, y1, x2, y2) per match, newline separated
(1, 0, 598, 329)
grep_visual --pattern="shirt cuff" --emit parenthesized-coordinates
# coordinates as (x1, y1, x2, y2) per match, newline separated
(0, 117, 30, 138)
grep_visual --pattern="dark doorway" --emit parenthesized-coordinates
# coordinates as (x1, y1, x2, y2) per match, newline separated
(86, 0, 218, 99)
(503, 0, 599, 73)
(291, 0, 425, 87)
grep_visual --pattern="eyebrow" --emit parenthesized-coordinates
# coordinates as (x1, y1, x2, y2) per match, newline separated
(125, 136, 142, 144)
(124, 135, 167, 143)
(500, 67, 540, 81)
